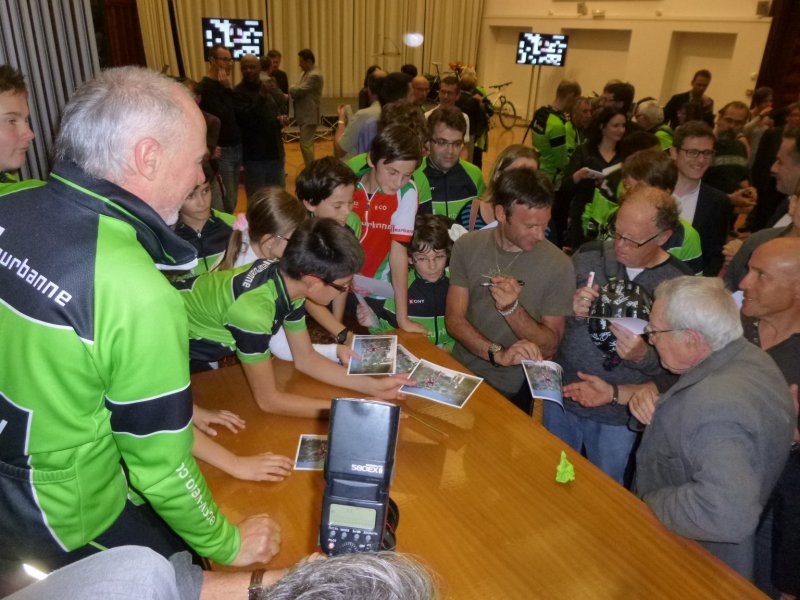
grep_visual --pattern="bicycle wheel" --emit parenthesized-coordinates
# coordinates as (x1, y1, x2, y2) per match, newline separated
(498, 99, 517, 130)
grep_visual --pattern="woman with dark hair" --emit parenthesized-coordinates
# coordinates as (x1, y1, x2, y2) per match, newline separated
(561, 107, 626, 248)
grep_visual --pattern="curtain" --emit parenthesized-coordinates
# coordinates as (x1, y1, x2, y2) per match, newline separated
(0, 0, 99, 180)
(136, 0, 179, 75)
(135, 0, 484, 97)
(268, 0, 483, 97)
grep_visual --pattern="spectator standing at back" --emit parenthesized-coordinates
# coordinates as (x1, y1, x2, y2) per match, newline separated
(531, 80, 582, 188)
(670, 121, 733, 276)
(290, 48, 323, 167)
(198, 44, 241, 213)
(264, 49, 289, 94)
(425, 76, 471, 152)
(235, 54, 286, 197)
(663, 69, 715, 128)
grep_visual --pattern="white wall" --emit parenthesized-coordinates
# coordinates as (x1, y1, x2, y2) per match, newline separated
(477, 0, 772, 121)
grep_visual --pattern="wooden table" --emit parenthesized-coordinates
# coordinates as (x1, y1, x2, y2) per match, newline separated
(193, 332, 766, 599)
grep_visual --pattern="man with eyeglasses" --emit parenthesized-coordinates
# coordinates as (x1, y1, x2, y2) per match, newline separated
(704, 101, 752, 199)
(419, 105, 485, 223)
(670, 121, 733, 275)
(198, 44, 242, 213)
(544, 186, 692, 485)
(631, 276, 794, 581)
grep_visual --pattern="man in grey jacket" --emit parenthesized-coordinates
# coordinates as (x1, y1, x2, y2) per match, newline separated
(633, 276, 794, 580)
(289, 48, 323, 166)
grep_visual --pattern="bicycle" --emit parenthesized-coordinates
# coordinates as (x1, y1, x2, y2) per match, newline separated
(485, 82, 517, 130)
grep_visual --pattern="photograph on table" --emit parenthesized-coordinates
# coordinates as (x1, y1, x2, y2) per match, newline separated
(400, 359, 483, 409)
(347, 335, 398, 375)
(294, 434, 328, 470)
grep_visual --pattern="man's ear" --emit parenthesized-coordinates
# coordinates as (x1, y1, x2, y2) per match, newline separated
(494, 204, 507, 224)
(133, 137, 162, 181)
(668, 146, 678, 161)
(302, 199, 315, 214)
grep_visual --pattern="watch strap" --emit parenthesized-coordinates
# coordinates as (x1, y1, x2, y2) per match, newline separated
(248, 569, 266, 600)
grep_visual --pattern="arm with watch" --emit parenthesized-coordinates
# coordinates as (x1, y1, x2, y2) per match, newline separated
(562, 373, 659, 409)
(488, 274, 565, 359)
(305, 300, 354, 346)
(446, 283, 542, 367)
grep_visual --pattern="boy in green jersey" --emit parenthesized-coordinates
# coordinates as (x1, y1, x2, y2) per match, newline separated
(179, 218, 413, 419)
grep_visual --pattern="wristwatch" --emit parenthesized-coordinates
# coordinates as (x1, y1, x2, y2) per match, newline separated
(487, 343, 503, 367)
(335, 327, 349, 344)
(248, 569, 265, 600)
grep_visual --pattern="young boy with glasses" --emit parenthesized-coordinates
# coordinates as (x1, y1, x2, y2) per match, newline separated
(357, 214, 455, 352)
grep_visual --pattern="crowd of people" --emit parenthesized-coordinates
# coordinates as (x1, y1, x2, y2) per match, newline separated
(0, 47, 798, 600)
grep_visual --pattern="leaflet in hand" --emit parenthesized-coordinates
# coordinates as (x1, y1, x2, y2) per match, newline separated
(353, 274, 394, 298)
(396, 344, 420, 374)
(347, 335, 397, 375)
(522, 360, 564, 408)
(585, 316, 648, 336)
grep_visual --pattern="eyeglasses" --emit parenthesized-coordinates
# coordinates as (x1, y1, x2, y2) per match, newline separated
(300, 272, 351, 294)
(608, 226, 664, 248)
(213, 55, 233, 62)
(642, 326, 687, 344)
(677, 148, 714, 159)
(431, 138, 464, 150)
(275, 233, 291, 243)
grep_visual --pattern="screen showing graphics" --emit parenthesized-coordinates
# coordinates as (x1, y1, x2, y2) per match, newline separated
(202, 18, 264, 59)
(516, 33, 569, 67)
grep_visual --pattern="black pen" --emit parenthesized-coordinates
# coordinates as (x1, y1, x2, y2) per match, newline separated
(481, 280, 525, 287)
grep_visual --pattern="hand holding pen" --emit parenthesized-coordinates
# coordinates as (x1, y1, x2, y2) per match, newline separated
(486, 274, 523, 313)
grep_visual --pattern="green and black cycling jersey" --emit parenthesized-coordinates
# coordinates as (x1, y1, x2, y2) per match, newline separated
(174, 209, 235, 277)
(368, 270, 453, 351)
(418, 157, 485, 225)
(177, 260, 307, 364)
(531, 106, 570, 187)
(0, 161, 240, 565)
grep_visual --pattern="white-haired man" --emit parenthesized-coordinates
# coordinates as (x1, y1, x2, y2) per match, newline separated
(633, 276, 794, 579)
(0, 67, 278, 584)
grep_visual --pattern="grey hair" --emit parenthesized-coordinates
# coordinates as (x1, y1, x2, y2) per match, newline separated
(655, 276, 742, 352)
(55, 66, 192, 183)
(636, 100, 663, 126)
(260, 552, 439, 600)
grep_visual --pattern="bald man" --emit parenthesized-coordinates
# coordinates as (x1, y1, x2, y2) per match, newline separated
(411, 75, 430, 106)
(740, 237, 800, 597)
(235, 54, 286, 198)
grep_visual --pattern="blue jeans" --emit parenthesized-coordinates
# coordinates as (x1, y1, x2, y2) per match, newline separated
(217, 144, 242, 213)
(243, 158, 285, 200)
(543, 402, 637, 485)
